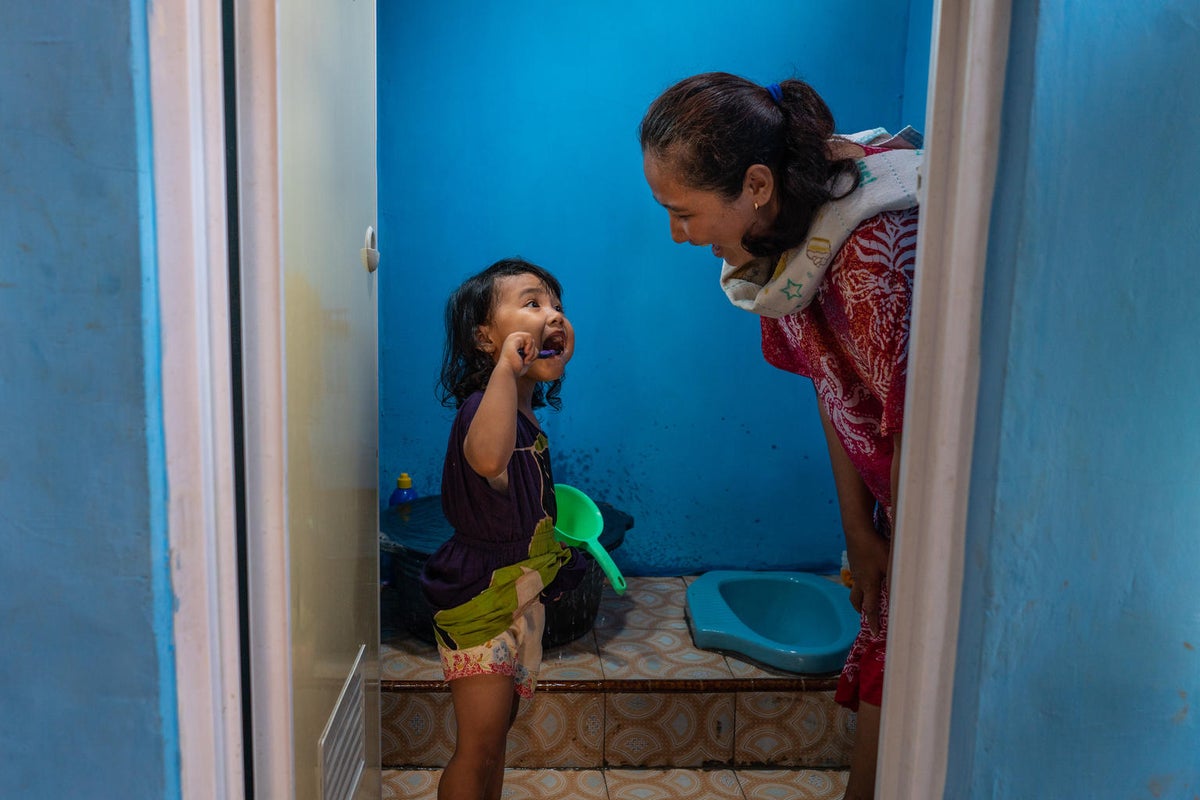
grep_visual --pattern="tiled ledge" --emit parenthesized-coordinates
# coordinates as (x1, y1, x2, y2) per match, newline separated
(383, 576, 844, 692)
(384, 674, 841, 694)
(380, 577, 855, 771)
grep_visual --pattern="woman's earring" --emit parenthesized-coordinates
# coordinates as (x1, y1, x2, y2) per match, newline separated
(754, 202, 760, 211)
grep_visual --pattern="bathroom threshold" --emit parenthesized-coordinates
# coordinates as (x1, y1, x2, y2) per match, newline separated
(382, 575, 844, 691)
(382, 765, 849, 799)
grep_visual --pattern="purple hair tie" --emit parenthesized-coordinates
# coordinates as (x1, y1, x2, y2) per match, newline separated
(766, 83, 783, 103)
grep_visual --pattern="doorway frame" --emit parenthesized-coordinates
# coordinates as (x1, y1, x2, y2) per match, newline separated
(878, 0, 1011, 797)
(155, 0, 378, 795)
(149, 0, 1012, 796)
(226, 1, 297, 797)
(146, 0, 246, 797)
(148, 0, 293, 796)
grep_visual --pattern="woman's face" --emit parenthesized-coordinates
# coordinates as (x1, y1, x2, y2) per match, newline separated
(643, 152, 761, 267)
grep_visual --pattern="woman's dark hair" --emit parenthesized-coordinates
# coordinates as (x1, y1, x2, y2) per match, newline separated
(438, 257, 565, 410)
(638, 72, 860, 258)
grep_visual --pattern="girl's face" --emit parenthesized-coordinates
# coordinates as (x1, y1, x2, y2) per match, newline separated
(643, 152, 768, 268)
(477, 273, 573, 380)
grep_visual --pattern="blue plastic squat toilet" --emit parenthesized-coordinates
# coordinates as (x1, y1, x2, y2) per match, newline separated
(686, 571, 860, 674)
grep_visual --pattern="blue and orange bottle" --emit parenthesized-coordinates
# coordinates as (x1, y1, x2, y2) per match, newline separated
(389, 472, 418, 522)
(382, 473, 418, 588)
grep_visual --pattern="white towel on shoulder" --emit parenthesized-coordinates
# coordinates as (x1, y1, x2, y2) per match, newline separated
(720, 127, 923, 319)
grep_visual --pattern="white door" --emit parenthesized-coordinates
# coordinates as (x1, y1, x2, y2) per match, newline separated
(235, 2, 381, 799)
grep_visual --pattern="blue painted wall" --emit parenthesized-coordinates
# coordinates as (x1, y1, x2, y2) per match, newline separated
(378, 1, 931, 575)
(15, 1, 1196, 795)
(0, 3, 177, 798)
(947, 0, 1200, 796)
(902, 0, 934, 129)
(0, 0, 924, 791)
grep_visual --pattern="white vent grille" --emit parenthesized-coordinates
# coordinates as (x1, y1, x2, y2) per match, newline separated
(318, 644, 366, 800)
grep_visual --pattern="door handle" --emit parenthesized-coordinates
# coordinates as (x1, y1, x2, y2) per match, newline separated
(361, 226, 380, 273)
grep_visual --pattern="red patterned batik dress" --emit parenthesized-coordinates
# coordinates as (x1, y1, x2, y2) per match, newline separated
(760, 206, 919, 710)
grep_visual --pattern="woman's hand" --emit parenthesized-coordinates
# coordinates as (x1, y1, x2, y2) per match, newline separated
(816, 395, 891, 635)
(846, 528, 890, 636)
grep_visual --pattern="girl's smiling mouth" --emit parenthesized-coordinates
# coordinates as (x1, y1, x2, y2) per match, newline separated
(538, 331, 567, 357)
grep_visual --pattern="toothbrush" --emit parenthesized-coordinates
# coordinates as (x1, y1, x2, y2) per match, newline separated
(519, 347, 559, 359)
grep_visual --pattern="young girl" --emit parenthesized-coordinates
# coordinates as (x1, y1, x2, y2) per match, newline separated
(420, 257, 587, 800)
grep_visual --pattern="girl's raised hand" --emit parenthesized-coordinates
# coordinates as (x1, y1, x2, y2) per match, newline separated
(497, 331, 538, 375)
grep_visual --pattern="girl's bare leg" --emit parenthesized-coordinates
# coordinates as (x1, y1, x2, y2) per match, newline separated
(843, 701, 881, 800)
(438, 675, 516, 800)
(480, 695, 521, 799)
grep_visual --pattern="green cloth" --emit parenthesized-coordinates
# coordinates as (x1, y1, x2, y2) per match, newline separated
(431, 523, 571, 650)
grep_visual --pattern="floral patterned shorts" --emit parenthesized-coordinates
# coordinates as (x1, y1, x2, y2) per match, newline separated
(438, 591, 545, 699)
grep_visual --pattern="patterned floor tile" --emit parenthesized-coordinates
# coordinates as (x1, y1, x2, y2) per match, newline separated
(384, 690, 605, 770)
(508, 692, 605, 769)
(723, 650, 841, 680)
(541, 632, 603, 681)
(382, 768, 608, 800)
(383, 767, 849, 800)
(502, 768, 609, 799)
(598, 627, 732, 681)
(381, 633, 443, 682)
(382, 768, 439, 799)
(605, 692, 734, 767)
(594, 576, 689, 631)
(604, 767, 744, 799)
(381, 690, 455, 767)
(737, 768, 848, 799)
(735, 691, 854, 768)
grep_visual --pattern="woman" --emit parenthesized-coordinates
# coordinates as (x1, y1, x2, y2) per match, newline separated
(639, 71, 922, 800)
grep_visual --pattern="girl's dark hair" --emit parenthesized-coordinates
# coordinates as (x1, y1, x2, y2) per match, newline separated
(638, 72, 860, 258)
(438, 257, 565, 410)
